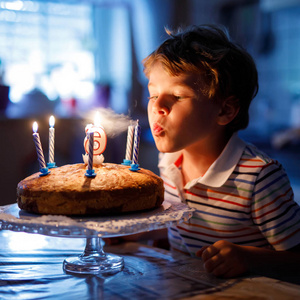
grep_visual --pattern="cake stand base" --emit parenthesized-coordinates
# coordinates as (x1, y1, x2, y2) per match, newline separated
(63, 237, 124, 275)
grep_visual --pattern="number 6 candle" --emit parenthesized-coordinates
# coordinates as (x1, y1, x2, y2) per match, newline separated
(47, 115, 56, 168)
(83, 112, 107, 175)
(32, 122, 50, 176)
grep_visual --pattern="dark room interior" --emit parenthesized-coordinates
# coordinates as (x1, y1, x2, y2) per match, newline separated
(1, 1, 300, 298)
(0, 0, 299, 205)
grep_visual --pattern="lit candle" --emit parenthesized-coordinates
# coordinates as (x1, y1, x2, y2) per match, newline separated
(130, 120, 141, 171)
(47, 115, 56, 168)
(84, 112, 107, 157)
(32, 122, 50, 176)
(122, 121, 135, 166)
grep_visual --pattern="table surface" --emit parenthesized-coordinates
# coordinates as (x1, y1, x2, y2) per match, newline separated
(0, 230, 299, 300)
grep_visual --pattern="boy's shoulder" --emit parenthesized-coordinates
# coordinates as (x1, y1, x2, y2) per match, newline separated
(240, 141, 283, 173)
(242, 142, 273, 163)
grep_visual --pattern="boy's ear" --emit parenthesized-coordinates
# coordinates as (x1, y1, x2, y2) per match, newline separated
(217, 96, 240, 126)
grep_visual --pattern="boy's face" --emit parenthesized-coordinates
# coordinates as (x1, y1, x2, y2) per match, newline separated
(147, 62, 222, 153)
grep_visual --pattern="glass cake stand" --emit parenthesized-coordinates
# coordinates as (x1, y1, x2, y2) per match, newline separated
(0, 202, 193, 275)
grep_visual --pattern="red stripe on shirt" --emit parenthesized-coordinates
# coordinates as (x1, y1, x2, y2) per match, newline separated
(240, 158, 264, 162)
(163, 181, 177, 190)
(252, 197, 294, 220)
(251, 187, 293, 213)
(182, 222, 252, 233)
(238, 164, 265, 168)
(271, 228, 300, 246)
(193, 186, 251, 201)
(185, 190, 251, 208)
(177, 225, 259, 239)
(174, 154, 183, 167)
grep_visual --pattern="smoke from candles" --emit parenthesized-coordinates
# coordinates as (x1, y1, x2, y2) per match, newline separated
(82, 108, 136, 138)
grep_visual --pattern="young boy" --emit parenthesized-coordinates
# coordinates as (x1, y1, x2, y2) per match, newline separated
(143, 24, 300, 278)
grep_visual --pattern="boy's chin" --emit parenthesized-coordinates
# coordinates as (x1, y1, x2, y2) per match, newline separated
(154, 137, 182, 153)
(155, 145, 169, 153)
(155, 143, 180, 154)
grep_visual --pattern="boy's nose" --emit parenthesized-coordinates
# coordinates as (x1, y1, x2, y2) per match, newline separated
(152, 96, 170, 115)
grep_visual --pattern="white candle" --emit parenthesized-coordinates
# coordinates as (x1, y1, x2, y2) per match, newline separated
(125, 122, 135, 161)
(32, 121, 47, 170)
(131, 120, 141, 165)
(48, 115, 55, 164)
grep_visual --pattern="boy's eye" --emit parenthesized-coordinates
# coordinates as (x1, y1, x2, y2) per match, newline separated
(148, 96, 158, 101)
(174, 95, 185, 100)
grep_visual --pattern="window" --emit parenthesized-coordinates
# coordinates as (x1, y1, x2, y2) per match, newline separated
(0, 1, 95, 107)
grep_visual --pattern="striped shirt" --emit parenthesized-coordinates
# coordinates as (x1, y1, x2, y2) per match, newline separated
(158, 134, 300, 256)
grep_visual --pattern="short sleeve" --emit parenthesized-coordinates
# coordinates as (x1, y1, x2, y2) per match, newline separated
(251, 160, 300, 250)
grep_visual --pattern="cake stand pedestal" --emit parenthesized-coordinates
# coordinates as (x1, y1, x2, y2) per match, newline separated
(0, 202, 193, 275)
(63, 237, 124, 275)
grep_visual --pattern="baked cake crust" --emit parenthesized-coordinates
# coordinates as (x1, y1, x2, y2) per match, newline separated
(17, 163, 164, 216)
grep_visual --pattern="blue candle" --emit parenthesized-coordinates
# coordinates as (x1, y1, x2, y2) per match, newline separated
(85, 129, 96, 178)
(88, 130, 94, 171)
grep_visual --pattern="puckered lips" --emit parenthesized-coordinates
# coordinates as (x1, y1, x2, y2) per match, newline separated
(152, 122, 164, 136)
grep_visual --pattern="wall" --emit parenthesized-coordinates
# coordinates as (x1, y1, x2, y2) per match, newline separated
(1, 0, 300, 205)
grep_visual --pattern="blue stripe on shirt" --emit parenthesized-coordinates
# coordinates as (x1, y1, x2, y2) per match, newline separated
(253, 173, 288, 196)
(261, 206, 300, 232)
(228, 177, 255, 185)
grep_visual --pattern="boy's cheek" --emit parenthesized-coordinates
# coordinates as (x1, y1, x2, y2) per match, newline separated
(147, 105, 153, 119)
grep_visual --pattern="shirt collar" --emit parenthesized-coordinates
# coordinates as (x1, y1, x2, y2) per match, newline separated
(159, 133, 246, 189)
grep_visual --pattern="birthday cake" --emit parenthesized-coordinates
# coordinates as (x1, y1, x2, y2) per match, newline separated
(16, 163, 164, 216)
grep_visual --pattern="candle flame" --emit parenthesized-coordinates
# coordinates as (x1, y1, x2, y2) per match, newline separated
(94, 111, 101, 127)
(33, 121, 38, 133)
(49, 115, 55, 127)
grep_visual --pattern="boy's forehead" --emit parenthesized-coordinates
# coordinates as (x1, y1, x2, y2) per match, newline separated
(148, 65, 201, 87)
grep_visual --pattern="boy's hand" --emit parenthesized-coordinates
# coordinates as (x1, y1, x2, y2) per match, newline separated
(196, 240, 248, 278)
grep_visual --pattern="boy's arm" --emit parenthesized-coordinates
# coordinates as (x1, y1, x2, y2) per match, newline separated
(197, 240, 300, 278)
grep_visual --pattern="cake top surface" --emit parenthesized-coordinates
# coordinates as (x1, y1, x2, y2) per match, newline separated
(17, 163, 163, 194)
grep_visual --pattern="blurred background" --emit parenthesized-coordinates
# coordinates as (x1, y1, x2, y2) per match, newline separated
(0, 0, 299, 205)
